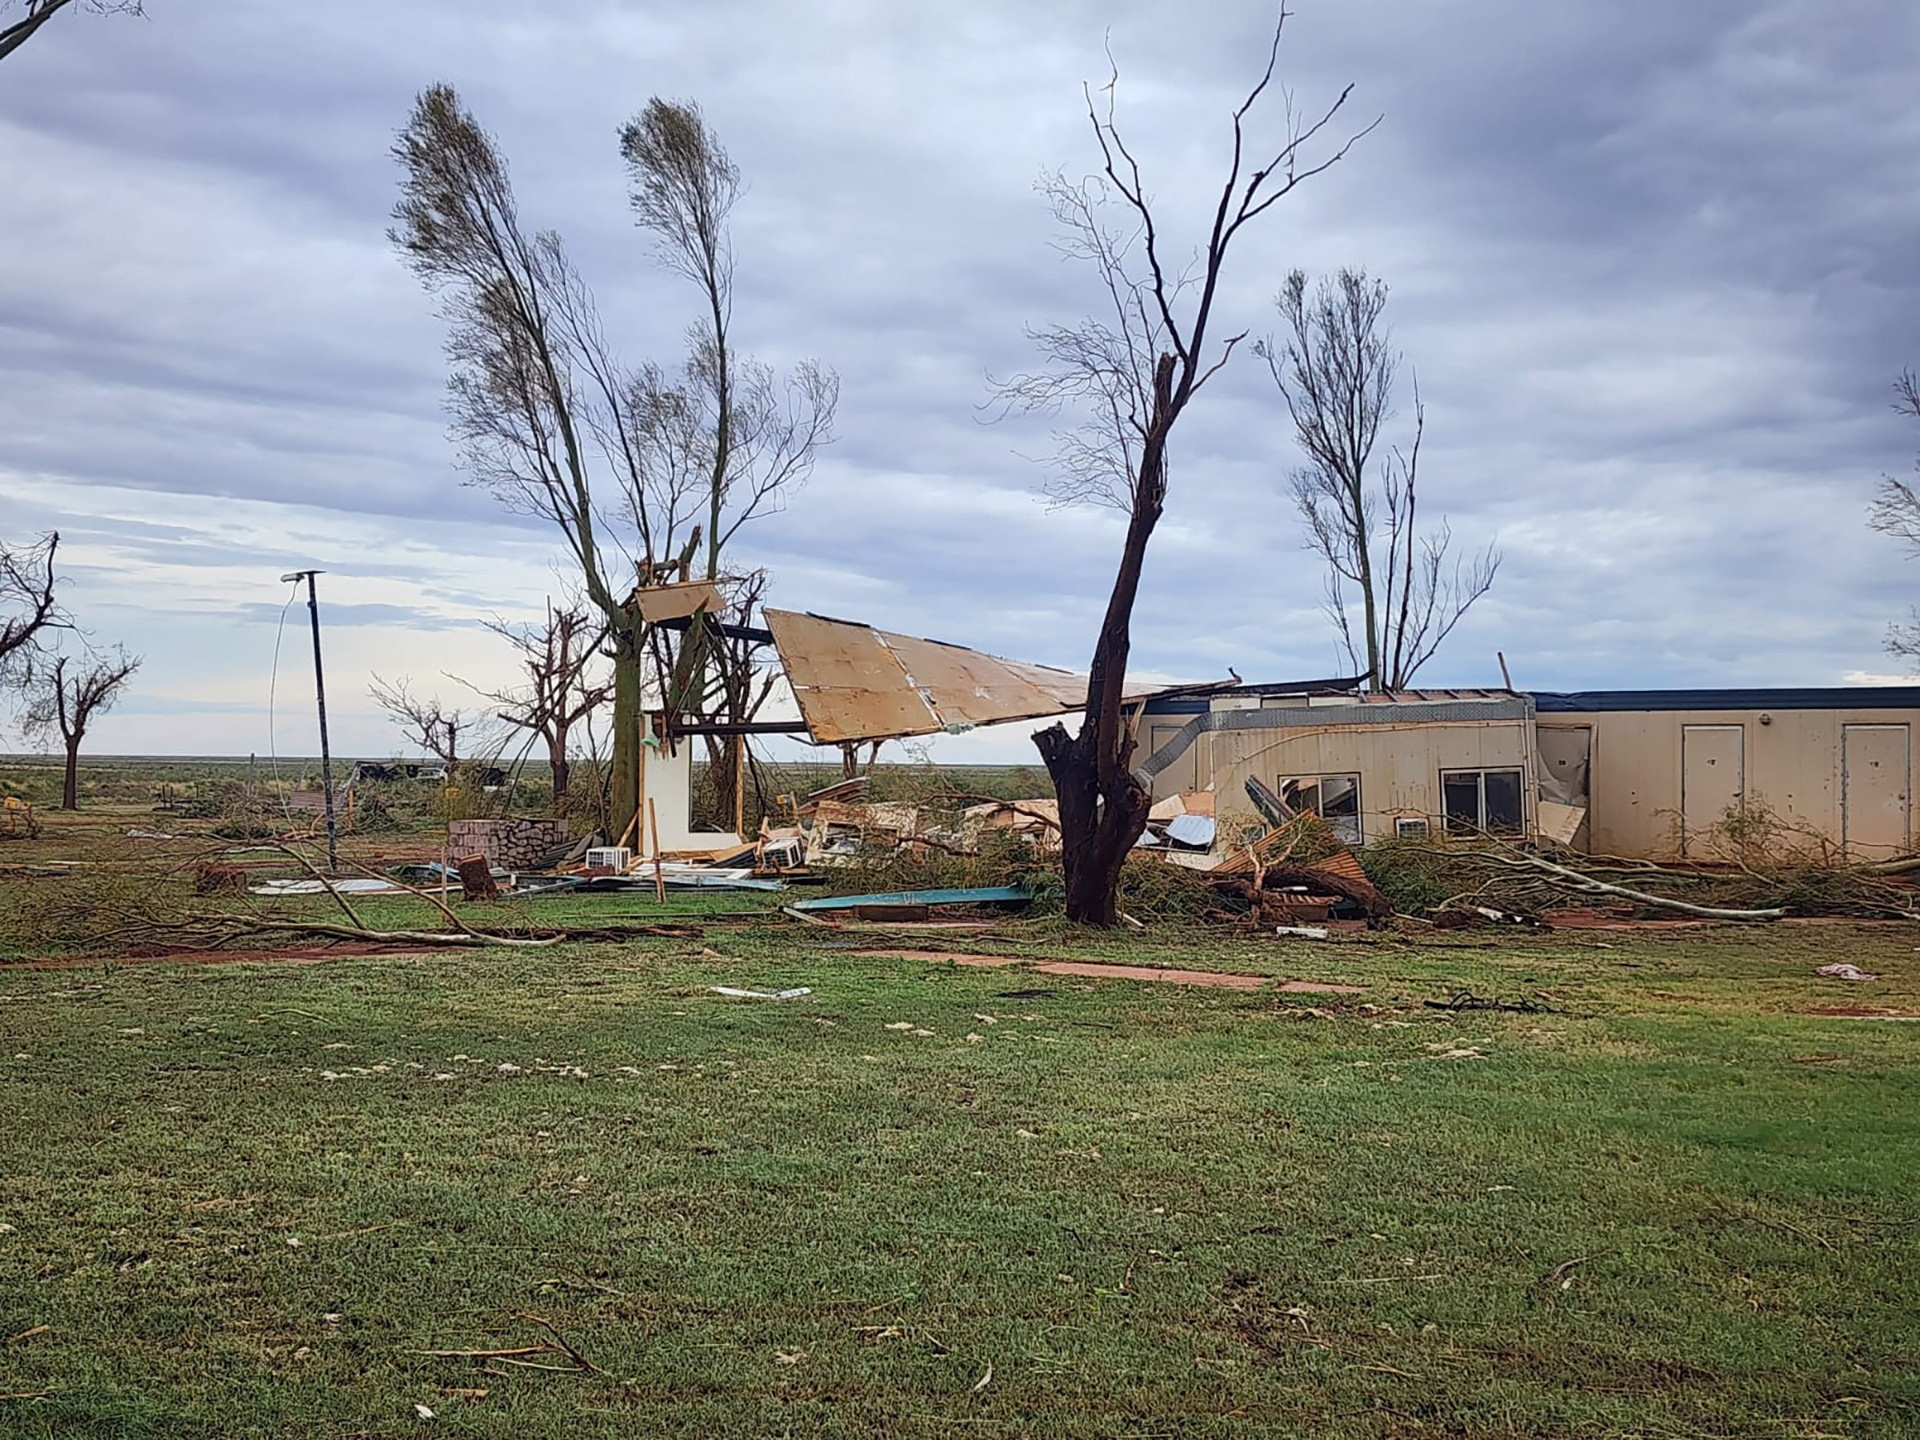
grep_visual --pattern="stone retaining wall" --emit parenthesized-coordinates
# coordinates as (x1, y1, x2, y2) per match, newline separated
(447, 817, 569, 871)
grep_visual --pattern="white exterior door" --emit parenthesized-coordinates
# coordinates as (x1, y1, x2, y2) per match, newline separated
(1843, 724, 1910, 861)
(1681, 725, 1744, 857)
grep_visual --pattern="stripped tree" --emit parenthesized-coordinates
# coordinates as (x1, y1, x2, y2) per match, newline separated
(620, 99, 837, 827)
(22, 645, 140, 809)
(479, 600, 613, 809)
(1261, 267, 1499, 690)
(393, 85, 668, 841)
(393, 86, 829, 842)
(1, 532, 64, 685)
(0, 0, 141, 68)
(1869, 369, 1920, 663)
(994, 11, 1370, 925)
(367, 674, 473, 777)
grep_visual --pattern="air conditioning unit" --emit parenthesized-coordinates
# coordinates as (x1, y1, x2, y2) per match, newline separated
(1394, 816, 1431, 839)
(584, 846, 632, 870)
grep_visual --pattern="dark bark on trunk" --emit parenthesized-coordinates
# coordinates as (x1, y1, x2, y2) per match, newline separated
(702, 731, 739, 834)
(609, 631, 641, 841)
(549, 734, 571, 807)
(1038, 354, 1175, 927)
(61, 738, 79, 810)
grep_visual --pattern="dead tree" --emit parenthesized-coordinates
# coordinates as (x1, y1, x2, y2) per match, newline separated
(994, 13, 1370, 926)
(621, 99, 837, 826)
(1262, 268, 1499, 690)
(1869, 369, 1920, 663)
(368, 674, 473, 777)
(22, 646, 140, 809)
(0, 0, 141, 68)
(479, 601, 612, 807)
(1, 532, 63, 685)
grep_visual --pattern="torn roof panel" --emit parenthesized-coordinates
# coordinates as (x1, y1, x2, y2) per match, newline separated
(760, 610, 937, 741)
(632, 579, 724, 623)
(763, 608, 1172, 744)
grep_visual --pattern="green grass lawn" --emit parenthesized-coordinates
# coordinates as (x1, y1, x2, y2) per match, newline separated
(3, 921, 1918, 1438)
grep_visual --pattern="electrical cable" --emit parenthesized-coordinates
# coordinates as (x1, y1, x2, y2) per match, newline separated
(266, 583, 300, 823)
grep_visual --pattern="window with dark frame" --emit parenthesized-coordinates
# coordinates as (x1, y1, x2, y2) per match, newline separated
(1280, 773, 1362, 845)
(1441, 768, 1524, 834)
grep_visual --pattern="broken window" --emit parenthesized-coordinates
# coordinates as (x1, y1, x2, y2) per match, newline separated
(1441, 769, 1524, 834)
(1280, 774, 1362, 845)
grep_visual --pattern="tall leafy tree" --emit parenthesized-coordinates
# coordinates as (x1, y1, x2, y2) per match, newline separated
(392, 86, 831, 841)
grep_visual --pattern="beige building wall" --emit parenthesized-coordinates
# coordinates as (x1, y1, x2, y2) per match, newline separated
(1546, 707, 1919, 861)
(1202, 718, 1536, 844)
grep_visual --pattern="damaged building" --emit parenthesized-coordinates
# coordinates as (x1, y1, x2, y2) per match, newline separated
(623, 586, 1920, 871)
(1136, 682, 1920, 863)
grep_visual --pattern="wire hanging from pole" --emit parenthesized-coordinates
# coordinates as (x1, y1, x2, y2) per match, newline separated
(266, 582, 301, 824)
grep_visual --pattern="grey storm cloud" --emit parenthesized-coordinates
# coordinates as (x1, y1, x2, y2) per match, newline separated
(4, 0, 1920, 755)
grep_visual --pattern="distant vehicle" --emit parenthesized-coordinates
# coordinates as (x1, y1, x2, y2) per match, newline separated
(346, 761, 511, 790)
(347, 761, 449, 784)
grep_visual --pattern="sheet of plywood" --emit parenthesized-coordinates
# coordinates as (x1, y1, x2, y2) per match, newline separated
(1537, 800, 1587, 847)
(763, 610, 936, 742)
(880, 632, 1077, 727)
(765, 608, 1185, 745)
(633, 579, 725, 622)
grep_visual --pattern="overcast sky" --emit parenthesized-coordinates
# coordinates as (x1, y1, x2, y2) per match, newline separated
(4, 0, 1919, 763)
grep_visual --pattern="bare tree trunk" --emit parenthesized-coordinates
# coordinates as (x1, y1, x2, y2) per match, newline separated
(1355, 539, 1381, 689)
(1037, 360, 1173, 926)
(61, 736, 79, 810)
(609, 637, 641, 840)
(997, 18, 1368, 924)
(549, 733, 571, 807)
(701, 731, 739, 832)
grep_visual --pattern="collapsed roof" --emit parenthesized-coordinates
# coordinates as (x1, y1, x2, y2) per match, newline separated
(762, 608, 1178, 745)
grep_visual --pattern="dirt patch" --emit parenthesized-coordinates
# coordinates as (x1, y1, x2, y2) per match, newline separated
(1277, 979, 1365, 994)
(1546, 911, 1714, 931)
(854, 949, 1022, 968)
(1032, 961, 1266, 990)
(1802, 1006, 1920, 1020)
(0, 943, 419, 971)
(855, 948, 1269, 989)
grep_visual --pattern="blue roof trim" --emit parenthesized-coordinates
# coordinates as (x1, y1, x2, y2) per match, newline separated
(1141, 697, 1214, 715)
(1532, 688, 1920, 713)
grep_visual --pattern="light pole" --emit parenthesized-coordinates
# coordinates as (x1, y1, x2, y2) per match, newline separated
(281, 570, 339, 872)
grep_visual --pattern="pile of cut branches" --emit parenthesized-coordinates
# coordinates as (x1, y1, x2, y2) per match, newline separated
(1359, 837, 1920, 922)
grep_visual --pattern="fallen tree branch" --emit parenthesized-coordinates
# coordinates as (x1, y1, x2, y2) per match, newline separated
(1493, 850, 1784, 920)
(235, 918, 565, 949)
(1406, 843, 1786, 921)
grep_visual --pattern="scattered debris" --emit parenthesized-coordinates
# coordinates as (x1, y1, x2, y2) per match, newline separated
(708, 986, 813, 1000)
(787, 885, 1032, 914)
(248, 878, 408, 896)
(1815, 963, 1878, 981)
(1424, 992, 1558, 1015)
(455, 853, 500, 902)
